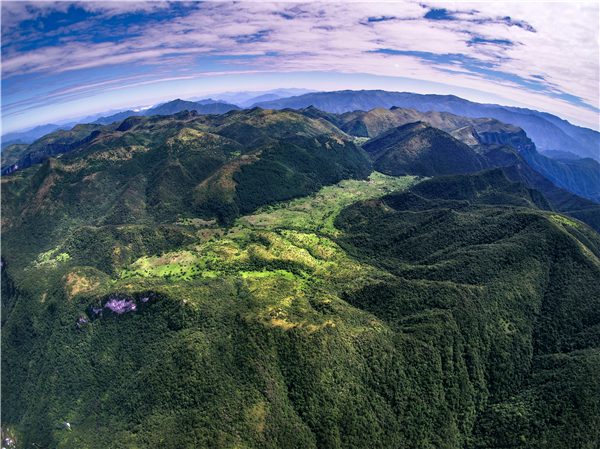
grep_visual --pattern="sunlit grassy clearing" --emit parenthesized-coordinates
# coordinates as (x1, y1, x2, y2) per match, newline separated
(118, 173, 416, 281)
(550, 214, 579, 227)
(175, 217, 216, 227)
(239, 172, 418, 234)
(118, 227, 379, 294)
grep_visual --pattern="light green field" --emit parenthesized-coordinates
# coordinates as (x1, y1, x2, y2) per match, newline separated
(119, 173, 417, 282)
(175, 217, 216, 227)
(550, 214, 579, 227)
(238, 172, 418, 235)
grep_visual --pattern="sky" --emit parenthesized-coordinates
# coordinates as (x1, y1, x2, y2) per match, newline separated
(1, 1, 599, 134)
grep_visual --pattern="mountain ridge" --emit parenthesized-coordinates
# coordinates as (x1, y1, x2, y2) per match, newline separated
(290, 105, 600, 204)
(3, 106, 599, 232)
(2, 105, 599, 448)
(253, 90, 599, 161)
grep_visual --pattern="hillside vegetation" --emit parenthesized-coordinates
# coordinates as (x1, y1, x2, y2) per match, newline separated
(293, 105, 600, 204)
(2, 107, 599, 449)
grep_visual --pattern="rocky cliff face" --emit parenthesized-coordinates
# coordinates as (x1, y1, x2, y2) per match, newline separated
(2, 130, 102, 175)
(476, 127, 536, 155)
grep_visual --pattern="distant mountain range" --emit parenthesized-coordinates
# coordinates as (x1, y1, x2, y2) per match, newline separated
(289, 105, 600, 204)
(1, 123, 72, 150)
(359, 120, 599, 230)
(5, 89, 596, 163)
(1, 99, 243, 145)
(192, 88, 316, 106)
(3, 90, 598, 207)
(88, 100, 241, 126)
(253, 90, 599, 162)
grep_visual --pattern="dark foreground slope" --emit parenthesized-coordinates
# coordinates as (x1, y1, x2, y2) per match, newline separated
(2, 108, 599, 449)
(335, 170, 600, 448)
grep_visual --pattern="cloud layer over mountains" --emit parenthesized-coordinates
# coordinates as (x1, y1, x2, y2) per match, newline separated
(2, 2, 598, 131)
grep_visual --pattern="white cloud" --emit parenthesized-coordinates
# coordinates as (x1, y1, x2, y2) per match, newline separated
(1, 1, 598, 128)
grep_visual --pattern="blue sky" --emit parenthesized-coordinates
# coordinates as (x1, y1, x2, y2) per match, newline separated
(2, 1, 599, 134)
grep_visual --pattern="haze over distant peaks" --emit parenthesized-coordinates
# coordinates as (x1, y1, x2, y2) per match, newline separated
(193, 88, 317, 106)
(254, 90, 599, 161)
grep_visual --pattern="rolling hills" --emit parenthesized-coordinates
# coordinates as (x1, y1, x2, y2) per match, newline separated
(5, 92, 598, 207)
(2, 106, 599, 449)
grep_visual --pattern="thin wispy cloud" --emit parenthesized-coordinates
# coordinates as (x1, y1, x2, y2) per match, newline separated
(1, 1, 598, 132)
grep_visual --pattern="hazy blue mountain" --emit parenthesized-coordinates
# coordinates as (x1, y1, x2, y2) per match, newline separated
(90, 100, 241, 125)
(84, 100, 231, 127)
(1, 124, 66, 147)
(503, 106, 599, 159)
(65, 108, 144, 127)
(198, 88, 317, 105)
(92, 110, 138, 125)
(254, 90, 599, 161)
(195, 98, 221, 105)
(540, 150, 582, 160)
(144, 99, 240, 116)
(1, 139, 24, 151)
(240, 94, 282, 108)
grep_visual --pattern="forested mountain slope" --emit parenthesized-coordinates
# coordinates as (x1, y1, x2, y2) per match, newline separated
(294, 105, 600, 204)
(362, 121, 489, 177)
(254, 90, 599, 161)
(2, 107, 599, 449)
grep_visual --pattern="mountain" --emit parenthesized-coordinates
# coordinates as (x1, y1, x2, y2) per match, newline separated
(239, 94, 282, 108)
(1, 124, 103, 175)
(539, 150, 582, 160)
(357, 119, 600, 231)
(363, 121, 488, 177)
(195, 98, 221, 105)
(502, 105, 600, 159)
(474, 145, 600, 232)
(2, 105, 600, 448)
(1, 119, 600, 449)
(1, 108, 369, 262)
(1, 123, 67, 148)
(514, 142, 600, 204)
(254, 90, 599, 161)
(292, 105, 600, 204)
(144, 99, 240, 116)
(334, 170, 599, 448)
(1, 102, 239, 176)
(3, 105, 598, 230)
(69, 100, 236, 128)
(91, 110, 138, 125)
(1, 139, 25, 151)
(192, 88, 316, 106)
(1, 101, 237, 154)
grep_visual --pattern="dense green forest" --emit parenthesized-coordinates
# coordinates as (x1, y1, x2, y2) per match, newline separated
(2, 107, 599, 448)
